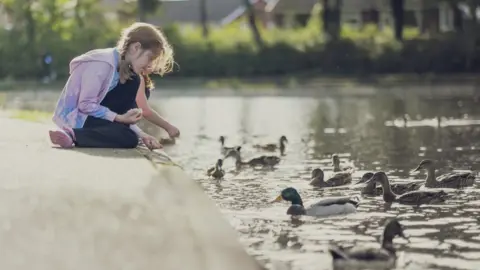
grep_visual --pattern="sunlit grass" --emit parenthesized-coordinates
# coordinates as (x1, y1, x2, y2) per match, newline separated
(9, 110, 51, 123)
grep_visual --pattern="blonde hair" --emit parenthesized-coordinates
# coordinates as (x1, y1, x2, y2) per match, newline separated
(116, 22, 174, 83)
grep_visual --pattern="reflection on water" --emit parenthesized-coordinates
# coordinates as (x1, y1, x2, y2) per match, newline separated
(4, 89, 480, 269)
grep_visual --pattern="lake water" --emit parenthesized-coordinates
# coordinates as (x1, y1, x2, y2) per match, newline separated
(2, 88, 480, 270)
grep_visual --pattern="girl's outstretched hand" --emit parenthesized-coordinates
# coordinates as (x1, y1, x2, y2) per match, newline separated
(139, 132, 162, 150)
(165, 124, 180, 138)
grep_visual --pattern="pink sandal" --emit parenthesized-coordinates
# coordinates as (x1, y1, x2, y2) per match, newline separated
(49, 129, 74, 148)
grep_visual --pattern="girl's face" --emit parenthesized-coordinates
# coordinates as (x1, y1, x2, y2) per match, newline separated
(129, 42, 157, 73)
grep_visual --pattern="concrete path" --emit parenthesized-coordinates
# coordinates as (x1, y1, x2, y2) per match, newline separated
(0, 117, 264, 270)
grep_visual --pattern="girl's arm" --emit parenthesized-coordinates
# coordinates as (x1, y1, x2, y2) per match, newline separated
(136, 75, 173, 130)
(77, 62, 118, 121)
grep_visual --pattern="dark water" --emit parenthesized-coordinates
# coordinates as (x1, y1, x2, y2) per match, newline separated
(2, 89, 480, 270)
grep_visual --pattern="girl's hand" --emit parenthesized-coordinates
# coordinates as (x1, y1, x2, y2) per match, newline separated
(116, 109, 142, 124)
(140, 132, 162, 150)
(165, 124, 180, 138)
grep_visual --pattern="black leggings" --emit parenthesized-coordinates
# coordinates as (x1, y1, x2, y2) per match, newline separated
(73, 117, 139, 148)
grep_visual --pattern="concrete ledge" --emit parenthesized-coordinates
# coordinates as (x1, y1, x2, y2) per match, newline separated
(0, 117, 263, 270)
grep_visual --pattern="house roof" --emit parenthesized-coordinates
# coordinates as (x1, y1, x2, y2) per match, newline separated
(220, 0, 269, 26)
(148, 0, 244, 25)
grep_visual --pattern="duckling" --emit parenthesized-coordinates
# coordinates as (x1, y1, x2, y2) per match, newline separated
(413, 159, 475, 189)
(309, 168, 352, 188)
(218, 136, 237, 155)
(225, 147, 280, 168)
(329, 218, 408, 269)
(271, 187, 359, 217)
(332, 154, 353, 172)
(253, 135, 288, 155)
(369, 172, 449, 206)
(206, 159, 225, 180)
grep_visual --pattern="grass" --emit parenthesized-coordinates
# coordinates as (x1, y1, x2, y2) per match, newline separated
(9, 109, 52, 123)
(0, 73, 478, 93)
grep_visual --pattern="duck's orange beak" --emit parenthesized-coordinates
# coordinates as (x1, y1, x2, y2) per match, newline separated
(271, 195, 283, 203)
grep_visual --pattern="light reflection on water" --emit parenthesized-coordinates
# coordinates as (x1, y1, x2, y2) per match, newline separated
(3, 90, 480, 270)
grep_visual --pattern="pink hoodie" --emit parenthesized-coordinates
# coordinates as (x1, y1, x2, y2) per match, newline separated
(52, 48, 143, 135)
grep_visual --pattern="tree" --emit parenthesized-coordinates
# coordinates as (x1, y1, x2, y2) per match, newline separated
(390, 0, 404, 41)
(200, 0, 209, 38)
(138, 0, 161, 22)
(243, 0, 264, 48)
(321, 0, 342, 40)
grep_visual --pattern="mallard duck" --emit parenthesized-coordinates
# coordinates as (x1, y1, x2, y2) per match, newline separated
(362, 178, 422, 196)
(225, 147, 280, 168)
(309, 168, 352, 187)
(332, 154, 353, 172)
(354, 172, 374, 185)
(413, 159, 476, 189)
(329, 218, 408, 269)
(253, 135, 288, 155)
(357, 172, 421, 196)
(219, 136, 238, 154)
(271, 187, 359, 217)
(369, 172, 449, 206)
(206, 159, 225, 180)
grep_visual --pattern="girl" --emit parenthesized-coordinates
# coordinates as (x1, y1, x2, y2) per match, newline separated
(136, 68, 180, 139)
(49, 22, 175, 150)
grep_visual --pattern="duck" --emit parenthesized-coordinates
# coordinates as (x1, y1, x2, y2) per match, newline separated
(225, 146, 280, 168)
(309, 168, 352, 188)
(362, 178, 422, 196)
(369, 172, 449, 206)
(206, 159, 225, 180)
(357, 172, 422, 196)
(413, 159, 476, 189)
(328, 218, 408, 269)
(271, 187, 359, 217)
(332, 154, 353, 172)
(253, 135, 288, 155)
(218, 136, 238, 155)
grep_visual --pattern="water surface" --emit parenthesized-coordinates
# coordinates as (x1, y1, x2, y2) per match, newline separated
(3, 88, 480, 270)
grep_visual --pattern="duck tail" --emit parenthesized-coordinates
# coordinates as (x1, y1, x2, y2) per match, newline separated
(328, 245, 349, 260)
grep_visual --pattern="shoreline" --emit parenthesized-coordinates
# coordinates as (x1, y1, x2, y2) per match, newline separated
(1, 73, 479, 92)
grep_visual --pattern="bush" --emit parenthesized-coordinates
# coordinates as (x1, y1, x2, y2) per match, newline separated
(0, 7, 479, 80)
(164, 21, 479, 78)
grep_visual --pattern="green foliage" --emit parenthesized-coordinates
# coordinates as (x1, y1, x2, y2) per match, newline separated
(0, 0, 120, 79)
(0, 0, 478, 80)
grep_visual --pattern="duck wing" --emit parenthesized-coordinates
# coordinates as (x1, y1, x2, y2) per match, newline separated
(436, 172, 476, 188)
(212, 169, 225, 179)
(326, 172, 352, 186)
(396, 190, 448, 205)
(310, 196, 360, 208)
(206, 167, 215, 176)
(329, 245, 391, 261)
(391, 182, 422, 195)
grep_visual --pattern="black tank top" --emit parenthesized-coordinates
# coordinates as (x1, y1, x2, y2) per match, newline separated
(100, 72, 140, 115)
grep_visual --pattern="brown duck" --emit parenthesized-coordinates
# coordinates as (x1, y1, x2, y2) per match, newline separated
(253, 135, 288, 155)
(357, 172, 421, 196)
(413, 159, 475, 189)
(206, 159, 225, 180)
(309, 168, 352, 188)
(369, 172, 449, 206)
(225, 147, 280, 168)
